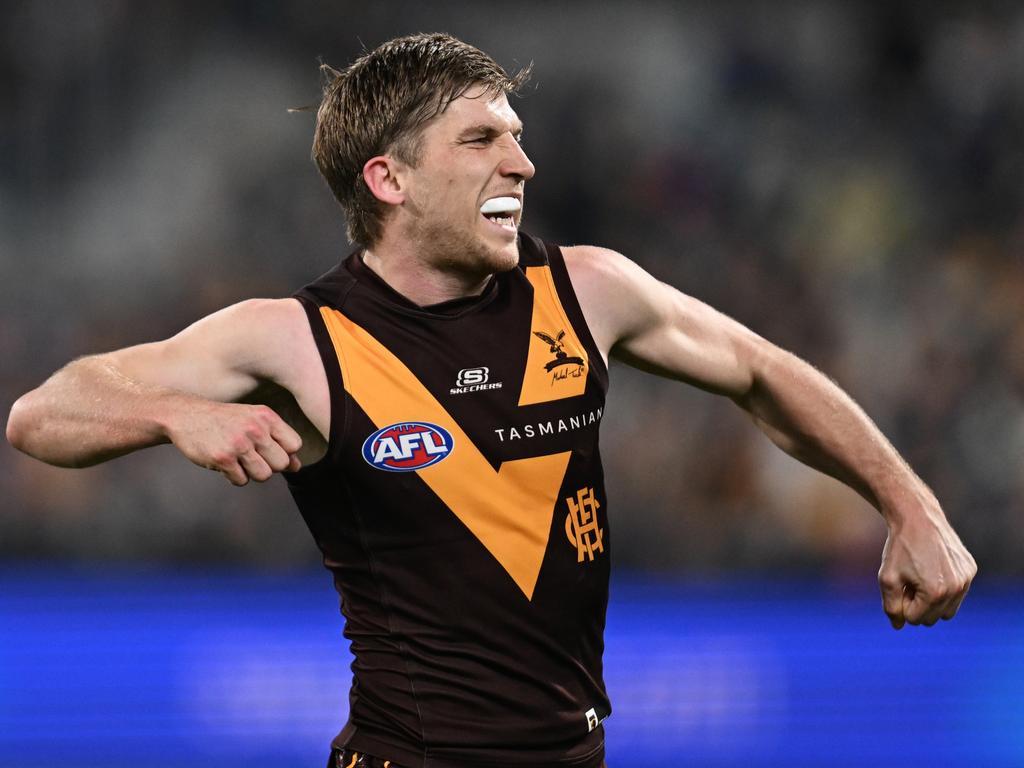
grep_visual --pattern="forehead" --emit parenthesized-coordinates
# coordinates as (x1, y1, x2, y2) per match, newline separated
(433, 88, 522, 133)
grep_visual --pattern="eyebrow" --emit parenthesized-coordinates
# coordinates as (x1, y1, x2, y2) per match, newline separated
(456, 122, 525, 141)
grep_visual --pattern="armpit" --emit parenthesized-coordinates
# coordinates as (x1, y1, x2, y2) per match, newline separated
(239, 380, 328, 466)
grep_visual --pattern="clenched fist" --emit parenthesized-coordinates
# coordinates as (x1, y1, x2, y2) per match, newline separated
(167, 401, 303, 485)
(878, 503, 977, 629)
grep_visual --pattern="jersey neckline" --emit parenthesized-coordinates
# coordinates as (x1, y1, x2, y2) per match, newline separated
(346, 248, 507, 320)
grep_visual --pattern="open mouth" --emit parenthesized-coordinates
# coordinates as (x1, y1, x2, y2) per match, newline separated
(480, 196, 521, 234)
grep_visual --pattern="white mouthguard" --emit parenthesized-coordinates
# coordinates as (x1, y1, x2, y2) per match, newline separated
(480, 197, 522, 215)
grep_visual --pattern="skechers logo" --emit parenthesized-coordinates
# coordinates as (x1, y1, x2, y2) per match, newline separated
(362, 422, 454, 472)
(458, 367, 489, 386)
(451, 366, 503, 395)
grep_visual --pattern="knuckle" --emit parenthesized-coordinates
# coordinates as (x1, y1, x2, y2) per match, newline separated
(244, 424, 266, 442)
(254, 405, 276, 422)
(209, 451, 231, 467)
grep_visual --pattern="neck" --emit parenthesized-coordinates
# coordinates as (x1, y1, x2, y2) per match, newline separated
(361, 235, 494, 307)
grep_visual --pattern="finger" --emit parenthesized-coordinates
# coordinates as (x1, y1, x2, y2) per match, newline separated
(268, 417, 303, 456)
(287, 454, 302, 472)
(941, 581, 972, 621)
(940, 592, 965, 621)
(238, 449, 273, 483)
(900, 584, 919, 627)
(253, 435, 292, 473)
(905, 589, 951, 627)
(903, 587, 929, 625)
(879, 576, 906, 630)
(218, 459, 249, 487)
(206, 450, 248, 486)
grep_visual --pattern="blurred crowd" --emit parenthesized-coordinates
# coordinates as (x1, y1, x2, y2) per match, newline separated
(2, 1, 1022, 577)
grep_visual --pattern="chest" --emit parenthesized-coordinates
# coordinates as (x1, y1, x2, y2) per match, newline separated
(325, 276, 606, 464)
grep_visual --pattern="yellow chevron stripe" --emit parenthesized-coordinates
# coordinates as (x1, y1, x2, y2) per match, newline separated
(320, 307, 571, 600)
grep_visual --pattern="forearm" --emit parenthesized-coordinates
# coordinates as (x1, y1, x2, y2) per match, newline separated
(7, 356, 196, 467)
(737, 345, 933, 524)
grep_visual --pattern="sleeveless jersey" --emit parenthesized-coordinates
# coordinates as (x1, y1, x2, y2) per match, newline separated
(286, 234, 611, 768)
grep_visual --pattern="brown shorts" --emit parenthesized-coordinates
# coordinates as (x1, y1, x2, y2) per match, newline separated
(328, 748, 607, 768)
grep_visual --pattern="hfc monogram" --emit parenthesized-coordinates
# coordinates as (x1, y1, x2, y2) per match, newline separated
(564, 487, 604, 563)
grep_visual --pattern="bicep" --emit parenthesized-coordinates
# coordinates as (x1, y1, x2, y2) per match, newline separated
(102, 299, 287, 403)
(613, 284, 763, 397)
(566, 246, 762, 398)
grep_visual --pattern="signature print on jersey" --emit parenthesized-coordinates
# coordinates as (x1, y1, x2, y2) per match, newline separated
(362, 422, 454, 472)
(518, 265, 589, 406)
(533, 328, 585, 383)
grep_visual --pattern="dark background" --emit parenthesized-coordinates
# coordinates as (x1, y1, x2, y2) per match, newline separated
(3, 0, 1021, 577)
(2, 3, 1023, 766)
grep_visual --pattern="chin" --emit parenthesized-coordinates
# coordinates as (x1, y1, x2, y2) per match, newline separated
(418, 219, 521, 276)
(489, 239, 521, 272)
(459, 233, 519, 275)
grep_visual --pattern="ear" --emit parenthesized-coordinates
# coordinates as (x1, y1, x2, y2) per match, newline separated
(362, 155, 405, 206)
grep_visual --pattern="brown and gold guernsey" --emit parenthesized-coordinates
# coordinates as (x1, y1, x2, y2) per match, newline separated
(286, 234, 610, 768)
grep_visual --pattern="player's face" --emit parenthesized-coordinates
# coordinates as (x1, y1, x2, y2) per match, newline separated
(398, 88, 535, 276)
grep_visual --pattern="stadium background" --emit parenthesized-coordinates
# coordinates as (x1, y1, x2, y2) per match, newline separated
(1, 1, 1022, 765)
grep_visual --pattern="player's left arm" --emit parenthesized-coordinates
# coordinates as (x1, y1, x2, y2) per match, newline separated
(563, 245, 977, 629)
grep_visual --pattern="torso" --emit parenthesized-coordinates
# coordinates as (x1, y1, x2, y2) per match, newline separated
(267, 244, 612, 470)
(279, 234, 612, 768)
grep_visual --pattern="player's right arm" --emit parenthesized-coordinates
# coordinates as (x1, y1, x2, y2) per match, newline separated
(6, 299, 324, 486)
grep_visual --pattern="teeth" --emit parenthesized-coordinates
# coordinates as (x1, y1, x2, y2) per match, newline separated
(480, 196, 521, 215)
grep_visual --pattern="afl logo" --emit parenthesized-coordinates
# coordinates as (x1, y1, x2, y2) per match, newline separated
(362, 422, 455, 472)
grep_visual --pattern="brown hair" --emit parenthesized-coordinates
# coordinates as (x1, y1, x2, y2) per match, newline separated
(312, 33, 531, 247)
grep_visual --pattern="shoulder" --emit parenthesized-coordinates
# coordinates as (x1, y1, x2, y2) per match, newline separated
(236, 297, 310, 335)
(189, 298, 310, 349)
(221, 296, 306, 320)
(559, 245, 670, 354)
(219, 296, 313, 357)
(561, 244, 633, 281)
(561, 245, 666, 307)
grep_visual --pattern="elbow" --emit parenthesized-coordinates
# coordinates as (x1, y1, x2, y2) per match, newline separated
(6, 395, 31, 453)
(6, 392, 62, 465)
(6, 391, 47, 456)
(7, 393, 79, 467)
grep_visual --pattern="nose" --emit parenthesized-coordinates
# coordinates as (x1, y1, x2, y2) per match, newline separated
(499, 135, 535, 181)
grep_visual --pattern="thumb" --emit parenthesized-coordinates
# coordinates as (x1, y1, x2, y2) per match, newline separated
(879, 576, 907, 630)
(903, 583, 930, 625)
